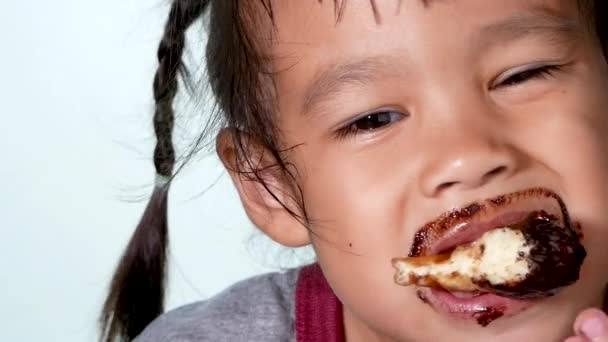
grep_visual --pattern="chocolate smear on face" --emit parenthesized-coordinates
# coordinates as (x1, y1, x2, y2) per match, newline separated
(408, 188, 577, 257)
(488, 195, 506, 206)
(409, 202, 482, 257)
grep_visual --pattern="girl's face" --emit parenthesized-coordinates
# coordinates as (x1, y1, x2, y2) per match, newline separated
(263, 0, 608, 340)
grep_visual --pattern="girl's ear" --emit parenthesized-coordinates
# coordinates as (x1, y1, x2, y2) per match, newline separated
(216, 128, 311, 247)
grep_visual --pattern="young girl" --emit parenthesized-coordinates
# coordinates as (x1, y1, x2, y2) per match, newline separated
(100, 1, 608, 341)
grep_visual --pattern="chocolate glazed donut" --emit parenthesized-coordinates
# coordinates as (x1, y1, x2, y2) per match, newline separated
(474, 211, 587, 299)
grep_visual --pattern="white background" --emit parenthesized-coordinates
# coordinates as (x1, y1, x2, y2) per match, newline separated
(0, 1, 309, 340)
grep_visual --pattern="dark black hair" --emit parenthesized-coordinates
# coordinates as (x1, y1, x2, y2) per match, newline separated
(99, 1, 607, 341)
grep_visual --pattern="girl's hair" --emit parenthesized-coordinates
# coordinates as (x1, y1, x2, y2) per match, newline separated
(99, 1, 607, 341)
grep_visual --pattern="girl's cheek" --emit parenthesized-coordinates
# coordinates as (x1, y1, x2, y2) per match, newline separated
(517, 81, 608, 286)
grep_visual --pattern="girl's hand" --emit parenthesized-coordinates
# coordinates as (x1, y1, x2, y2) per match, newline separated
(565, 309, 608, 342)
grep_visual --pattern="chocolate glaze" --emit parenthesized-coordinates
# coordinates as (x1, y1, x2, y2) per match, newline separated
(472, 306, 504, 327)
(474, 210, 586, 299)
(409, 188, 577, 258)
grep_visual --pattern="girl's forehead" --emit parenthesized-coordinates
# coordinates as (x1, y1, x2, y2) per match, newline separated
(264, 0, 582, 68)
(267, 0, 580, 42)
(265, 0, 582, 107)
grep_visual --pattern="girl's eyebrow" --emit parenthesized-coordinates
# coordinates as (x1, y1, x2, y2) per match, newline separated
(301, 56, 399, 116)
(300, 7, 580, 118)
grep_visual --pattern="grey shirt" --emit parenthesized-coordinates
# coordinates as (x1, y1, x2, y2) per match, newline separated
(135, 268, 300, 342)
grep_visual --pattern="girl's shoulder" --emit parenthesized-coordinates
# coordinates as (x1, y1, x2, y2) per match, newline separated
(135, 267, 301, 342)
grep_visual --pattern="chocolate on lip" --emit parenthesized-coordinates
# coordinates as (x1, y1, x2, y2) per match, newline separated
(408, 187, 577, 258)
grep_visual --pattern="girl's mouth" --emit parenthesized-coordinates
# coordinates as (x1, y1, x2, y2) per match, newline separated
(394, 187, 585, 327)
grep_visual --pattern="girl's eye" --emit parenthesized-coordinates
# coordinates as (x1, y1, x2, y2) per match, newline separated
(493, 65, 562, 89)
(335, 110, 406, 139)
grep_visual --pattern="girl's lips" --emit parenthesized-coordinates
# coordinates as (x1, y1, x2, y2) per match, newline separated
(399, 188, 582, 326)
(422, 287, 536, 326)
(408, 187, 572, 258)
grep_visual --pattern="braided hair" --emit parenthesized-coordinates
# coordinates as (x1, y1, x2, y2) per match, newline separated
(99, 1, 209, 341)
(99, 1, 607, 341)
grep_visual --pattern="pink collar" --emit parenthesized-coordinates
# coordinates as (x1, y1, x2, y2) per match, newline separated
(296, 263, 345, 342)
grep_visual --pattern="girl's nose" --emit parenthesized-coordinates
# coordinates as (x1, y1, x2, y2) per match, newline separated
(419, 133, 520, 198)
(415, 76, 527, 198)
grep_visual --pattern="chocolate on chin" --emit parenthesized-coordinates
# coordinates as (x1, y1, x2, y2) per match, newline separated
(392, 211, 587, 299)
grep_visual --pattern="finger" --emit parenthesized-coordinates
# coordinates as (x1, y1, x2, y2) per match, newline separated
(574, 308, 608, 342)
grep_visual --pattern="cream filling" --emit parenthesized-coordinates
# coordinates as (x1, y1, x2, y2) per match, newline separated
(394, 228, 532, 290)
